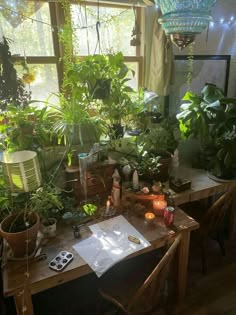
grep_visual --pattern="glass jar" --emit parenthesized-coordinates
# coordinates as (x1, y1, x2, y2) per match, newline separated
(164, 206, 175, 227)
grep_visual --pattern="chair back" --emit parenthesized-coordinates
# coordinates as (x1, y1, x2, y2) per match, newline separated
(200, 186, 236, 236)
(127, 233, 182, 313)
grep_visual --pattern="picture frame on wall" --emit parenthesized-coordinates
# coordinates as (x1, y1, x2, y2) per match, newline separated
(170, 55, 231, 115)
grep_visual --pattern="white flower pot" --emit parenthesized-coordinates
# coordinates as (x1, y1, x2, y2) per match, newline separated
(41, 218, 57, 238)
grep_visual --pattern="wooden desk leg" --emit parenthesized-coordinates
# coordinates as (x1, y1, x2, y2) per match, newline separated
(14, 287, 34, 315)
(177, 230, 191, 302)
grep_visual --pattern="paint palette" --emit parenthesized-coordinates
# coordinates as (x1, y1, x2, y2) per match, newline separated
(49, 251, 74, 271)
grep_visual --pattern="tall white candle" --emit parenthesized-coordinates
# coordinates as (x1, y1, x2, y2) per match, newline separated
(132, 170, 139, 190)
(105, 199, 110, 214)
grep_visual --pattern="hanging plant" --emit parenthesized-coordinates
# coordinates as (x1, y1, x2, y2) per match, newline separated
(59, 0, 77, 92)
(0, 37, 31, 110)
(21, 59, 36, 85)
(186, 42, 195, 92)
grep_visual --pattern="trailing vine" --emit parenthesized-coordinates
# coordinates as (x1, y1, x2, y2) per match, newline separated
(186, 42, 195, 92)
(59, 0, 77, 90)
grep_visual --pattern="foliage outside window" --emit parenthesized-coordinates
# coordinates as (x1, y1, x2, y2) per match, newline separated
(0, 2, 59, 102)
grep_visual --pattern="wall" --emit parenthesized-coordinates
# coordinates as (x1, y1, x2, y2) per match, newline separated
(174, 0, 236, 97)
(163, 0, 236, 165)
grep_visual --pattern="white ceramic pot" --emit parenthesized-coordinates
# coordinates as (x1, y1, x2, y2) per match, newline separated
(41, 218, 57, 238)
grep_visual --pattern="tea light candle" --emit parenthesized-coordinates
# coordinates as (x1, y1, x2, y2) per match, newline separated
(145, 212, 155, 223)
(153, 199, 167, 216)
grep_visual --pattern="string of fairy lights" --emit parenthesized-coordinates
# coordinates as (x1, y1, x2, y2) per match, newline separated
(210, 16, 236, 27)
(0, 3, 235, 32)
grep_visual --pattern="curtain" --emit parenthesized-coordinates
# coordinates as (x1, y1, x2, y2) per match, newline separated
(146, 9, 174, 96)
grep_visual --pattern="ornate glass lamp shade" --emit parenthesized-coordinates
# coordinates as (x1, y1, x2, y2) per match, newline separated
(1, 151, 42, 193)
(154, 0, 217, 49)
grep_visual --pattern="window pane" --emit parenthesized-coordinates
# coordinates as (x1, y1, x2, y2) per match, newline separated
(15, 64, 59, 102)
(71, 5, 136, 56)
(0, 2, 54, 56)
(126, 62, 138, 90)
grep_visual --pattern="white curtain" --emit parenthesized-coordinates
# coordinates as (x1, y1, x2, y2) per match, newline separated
(145, 9, 174, 96)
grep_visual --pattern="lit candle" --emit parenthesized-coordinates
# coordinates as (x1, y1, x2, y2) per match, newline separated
(153, 199, 167, 216)
(145, 212, 155, 223)
(105, 199, 110, 214)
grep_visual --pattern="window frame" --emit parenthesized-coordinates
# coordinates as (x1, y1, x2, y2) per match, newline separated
(56, 1, 144, 89)
(4, 1, 144, 94)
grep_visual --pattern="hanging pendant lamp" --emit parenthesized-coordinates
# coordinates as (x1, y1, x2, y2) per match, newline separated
(153, 0, 217, 49)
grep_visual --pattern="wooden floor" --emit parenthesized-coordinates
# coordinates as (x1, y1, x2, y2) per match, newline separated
(2, 236, 236, 315)
(173, 238, 236, 315)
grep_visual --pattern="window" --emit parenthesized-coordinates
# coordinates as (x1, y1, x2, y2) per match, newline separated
(70, 2, 143, 89)
(0, 1, 143, 99)
(0, 1, 59, 102)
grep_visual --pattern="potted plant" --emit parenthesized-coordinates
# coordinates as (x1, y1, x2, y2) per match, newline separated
(0, 187, 40, 258)
(126, 88, 149, 135)
(99, 79, 136, 139)
(0, 102, 51, 153)
(46, 92, 107, 165)
(30, 184, 64, 238)
(67, 52, 133, 100)
(67, 54, 113, 99)
(135, 118, 179, 182)
(134, 151, 162, 182)
(176, 84, 236, 179)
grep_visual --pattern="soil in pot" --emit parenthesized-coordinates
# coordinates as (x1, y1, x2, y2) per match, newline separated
(0, 212, 40, 258)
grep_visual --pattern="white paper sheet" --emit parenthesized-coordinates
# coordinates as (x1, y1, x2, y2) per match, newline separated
(73, 215, 151, 277)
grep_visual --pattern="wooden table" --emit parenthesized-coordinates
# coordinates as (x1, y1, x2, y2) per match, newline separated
(3, 166, 236, 315)
(125, 166, 236, 237)
(2, 207, 198, 315)
(125, 166, 236, 206)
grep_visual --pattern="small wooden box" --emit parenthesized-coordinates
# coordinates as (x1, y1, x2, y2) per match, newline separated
(65, 161, 116, 201)
(169, 178, 191, 193)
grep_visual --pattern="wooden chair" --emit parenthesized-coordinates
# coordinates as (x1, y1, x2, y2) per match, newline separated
(97, 234, 182, 315)
(199, 186, 236, 274)
(181, 186, 236, 274)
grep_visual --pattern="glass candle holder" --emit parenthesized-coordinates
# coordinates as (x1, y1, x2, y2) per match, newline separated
(145, 212, 155, 224)
(153, 198, 167, 216)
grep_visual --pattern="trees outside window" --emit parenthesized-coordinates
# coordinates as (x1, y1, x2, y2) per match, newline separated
(0, 1, 143, 101)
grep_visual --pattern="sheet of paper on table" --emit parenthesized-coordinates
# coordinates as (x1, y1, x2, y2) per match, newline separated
(72, 215, 151, 277)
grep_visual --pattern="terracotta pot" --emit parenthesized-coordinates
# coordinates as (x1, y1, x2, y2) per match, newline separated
(0, 212, 40, 258)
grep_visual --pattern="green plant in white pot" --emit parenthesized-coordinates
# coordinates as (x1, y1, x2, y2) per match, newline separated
(30, 184, 64, 238)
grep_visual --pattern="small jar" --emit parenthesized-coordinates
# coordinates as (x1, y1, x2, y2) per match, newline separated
(164, 206, 175, 227)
